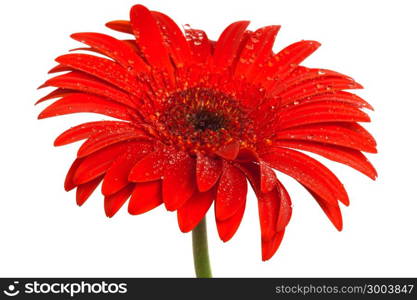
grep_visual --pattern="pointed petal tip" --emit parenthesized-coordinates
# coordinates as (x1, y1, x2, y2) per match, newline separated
(332, 216, 343, 231)
(70, 33, 80, 40)
(105, 210, 116, 218)
(177, 218, 196, 233)
(64, 186, 74, 192)
(310, 40, 321, 48)
(164, 203, 178, 212)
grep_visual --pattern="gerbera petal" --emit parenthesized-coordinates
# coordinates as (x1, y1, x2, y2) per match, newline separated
(77, 127, 149, 158)
(55, 54, 142, 96)
(212, 21, 250, 70)
(260, 162, 277, 193)
(272, 140, 377, 179)
(48, 64, 72, 74)
(267, 40, 321, 79)
(105, 20, 133, 34)
(185, 28, 212, 63)
(102, 143, 152, 196)
(261, 147, 349, 206)
(275, 179, 292, 232)
(36, 88, 74, 105)
(71, 32, 149, 73)
(196, 153, 222, 192)
(215, 140, 240, 160)
(128, 148, 167, 182)
(151, 11, 192, 68)
(274, 123, 377, 153)
(279, 102, 370, 129)
(128, 181, 163, 215)
(104, 184, 134, 217)
(64, 159, 83, 191)
(305, 187, 343, 231)
(272, 67, 353, 94)
(38, 94, 134, 121)
(54, 121, 131, 146)
(177, 189, 214, 233)
(215, 163, 247, 220)
(274, 77, 362, 100)
(262, 231, 285, 261)
(72, 142, 135, 185)
(216, 201, 246, 242)
(258, 188, 279, 241)
(283, 90, 373, 110)
(130, 5, 174, 74)
(76, 176, 103, 206)
(39, 71, 136, 109)
(162, 152, 196, 211)
(234, 25, 281, 80)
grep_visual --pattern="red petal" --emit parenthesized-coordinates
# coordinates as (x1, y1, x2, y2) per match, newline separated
(54, 121, 131, 146)
(294, 91, 374, 110)
(130, 5, 174, 74)
(279, 102, 370, 129)
(215, 141, 240, 160)
(38, 93, 134, 121)
(104, 184, 134, 217)
(128, 181, 163, 215)
(262, 231, 285, 261)
(48, 64, 73, 74)
(151, 11, 192, 68)
(64, 159, 83, 191)
(272, 140, 377, 179)
(128, 148, 167, 182)
(105, 20, 133, 34)
(275, 123, 377, 153)
(77, 127, 149, 158)
(234, 26, 281, 80)
(258, 188, 279, 241)
(261, 147, 349, 206)
(40, 71, 136, 108)
(275, 78, 362, 104)
(55, 54, 142, 96)
(36, 88, 74, 105)
(215, 163, 247, 220)
(76, 176, 103, 206)
(260, 162, 277, 193)
(71, 32, 148, 73)
(263, 40, 321, 83)
(196, 153, 222, 192)
(213, 21, 250, 70)
(306, 187, 343, 231)
(185, 28, 212, 63)
(177, 189, 214, 232)
(102, 143, 152, 196)
(275, 179, 292, 232)
(272, 67, 354, 95)
(73, 142, 134, 185)
(162, 152, 196, 211)
(216, 201, 246, 242)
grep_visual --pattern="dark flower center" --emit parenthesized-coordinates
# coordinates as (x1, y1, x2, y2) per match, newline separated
(155, 87, 256, 154)
(189, 109, 228, 131)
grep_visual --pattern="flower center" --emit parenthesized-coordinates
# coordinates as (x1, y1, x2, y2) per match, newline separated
(156, 87, 256, 154)
(189, 109, 227, 132)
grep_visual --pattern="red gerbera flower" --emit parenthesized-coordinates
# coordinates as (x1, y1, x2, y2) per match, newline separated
(37, 4, 377, 270)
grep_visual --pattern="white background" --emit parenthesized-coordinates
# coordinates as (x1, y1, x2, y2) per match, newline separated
(0, 0, 416, 277)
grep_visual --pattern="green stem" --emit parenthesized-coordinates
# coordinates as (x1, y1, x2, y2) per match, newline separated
(192, 217, 212, 278)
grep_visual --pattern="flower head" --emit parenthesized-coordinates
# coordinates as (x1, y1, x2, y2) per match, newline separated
(38, 4, 377, 260)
